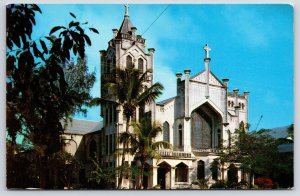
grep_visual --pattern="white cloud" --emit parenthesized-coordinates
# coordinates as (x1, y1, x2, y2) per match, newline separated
(153, 63, 177, 102)
(222, 6, 273, 48)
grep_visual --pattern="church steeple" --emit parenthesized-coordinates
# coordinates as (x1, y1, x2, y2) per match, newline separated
(125, 4, 129, 17)
(204, 44, 211, 99)
(119, 4, 134, 34)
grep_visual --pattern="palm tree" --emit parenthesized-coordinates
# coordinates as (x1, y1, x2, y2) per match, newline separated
(106, 68, 164, 189)
(120, 116, 172, 189)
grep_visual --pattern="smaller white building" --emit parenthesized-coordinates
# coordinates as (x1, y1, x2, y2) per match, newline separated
(61, 119, 103, 186)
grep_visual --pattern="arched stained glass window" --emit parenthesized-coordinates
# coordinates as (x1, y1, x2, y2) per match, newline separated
(163, 121, 170, 142)
(126, 55, 133, 69)
(138, 58, 143, 73)
(178, 124, 183, 147)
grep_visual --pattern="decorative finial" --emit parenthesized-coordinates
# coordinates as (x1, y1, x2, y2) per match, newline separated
(204, 44, 211, 58)
(125, 4, 129, 17)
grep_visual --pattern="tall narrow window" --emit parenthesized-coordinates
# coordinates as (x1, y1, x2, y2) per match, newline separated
(113, 133, 116, 151)
(110, 134, 113, 154)
(228, 130, 231, 148)
(106, 135, 109, 155)
(138, 58, 143, 73)
(89, 140, 97, 158)
(105, 108, 109, 125)
(126, 55, 133, 69)
(109, 106, 113, 124)
(217, 129, 222, 148)
(163, 122, 170, 142)
(178, 124, 183, 147)
(242, 103, 245, 110)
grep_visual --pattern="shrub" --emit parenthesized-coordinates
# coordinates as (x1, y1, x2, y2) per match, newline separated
(255, 177, 273, 189)
(210, 180, 227, 189)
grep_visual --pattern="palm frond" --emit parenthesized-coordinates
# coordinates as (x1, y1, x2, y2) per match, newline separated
(137, 82, 164, 105)
(152, 141, 172, 150)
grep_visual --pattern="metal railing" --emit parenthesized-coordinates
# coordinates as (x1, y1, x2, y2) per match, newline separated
(159, 150, 192, 158)
(192, 148, 222, 153)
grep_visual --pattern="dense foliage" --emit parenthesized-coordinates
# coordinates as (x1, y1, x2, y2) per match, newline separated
(6, 4, 98, 188)
(215, 124, 294, 189)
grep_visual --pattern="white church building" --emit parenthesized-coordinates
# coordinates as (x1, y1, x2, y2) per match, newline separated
(99, 5, 250, 189)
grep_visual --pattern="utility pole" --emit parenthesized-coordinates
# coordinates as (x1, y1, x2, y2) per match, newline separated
(255, 115, 263, 131)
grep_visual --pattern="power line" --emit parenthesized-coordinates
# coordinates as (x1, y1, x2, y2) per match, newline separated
(102, 5, 170, 70)
(141, 5, 170, 36)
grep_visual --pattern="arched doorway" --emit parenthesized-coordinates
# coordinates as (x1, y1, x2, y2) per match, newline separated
(157, 162, 171, 189)
(227, 164, 238, 186)
(175, 162, 188, 182)
(191, 102, 223, 149)
(197, 160, 205, 180)
(142, 163, 150, 189)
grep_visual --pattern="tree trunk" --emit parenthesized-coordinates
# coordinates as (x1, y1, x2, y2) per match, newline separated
(117, 142, 126, 189)
(117, 117, 130, 189)
(139, 162, 145, 189)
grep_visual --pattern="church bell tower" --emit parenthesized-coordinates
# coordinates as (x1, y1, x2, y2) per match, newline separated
(99, 5, 156, 167)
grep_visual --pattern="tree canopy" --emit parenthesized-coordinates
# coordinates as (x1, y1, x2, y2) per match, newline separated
(216, 125, 293, 188)
(6, 4, 99, 188)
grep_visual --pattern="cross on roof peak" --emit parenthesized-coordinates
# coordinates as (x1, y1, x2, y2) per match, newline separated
(204, 44, 211, 58)
(125, 4, 129, 17)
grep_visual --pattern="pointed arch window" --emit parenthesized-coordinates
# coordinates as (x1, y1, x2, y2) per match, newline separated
(126, 55, 133, 69)
(163, 121, 170, 142)
(178, 124, 183, 148)
(89, 139, 97, 158)
(138, 58, 144, 73)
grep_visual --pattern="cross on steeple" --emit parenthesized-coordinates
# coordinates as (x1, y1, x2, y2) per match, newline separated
(204, 44, 211, 58)
(125, 4, 129, 17)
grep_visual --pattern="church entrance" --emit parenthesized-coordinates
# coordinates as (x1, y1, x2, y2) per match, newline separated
(227, 164, 238, 186)
(157, 162, 171, 189)
(142, 164, 150, 189)
(191, 102, 223, 149)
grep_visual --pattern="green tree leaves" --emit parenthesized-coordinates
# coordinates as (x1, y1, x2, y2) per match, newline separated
(6, 4, 99, 188)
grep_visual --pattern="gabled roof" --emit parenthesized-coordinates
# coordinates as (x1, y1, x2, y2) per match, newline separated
(190, 70, 224, 87)
(269, 126, 289, 139)
(119, 16, 133, 34)
(156, 96, 176, 106)
(62, 119, 103, 135)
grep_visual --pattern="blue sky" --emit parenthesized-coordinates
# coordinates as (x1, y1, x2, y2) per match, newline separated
(33, 4, 293, 130)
